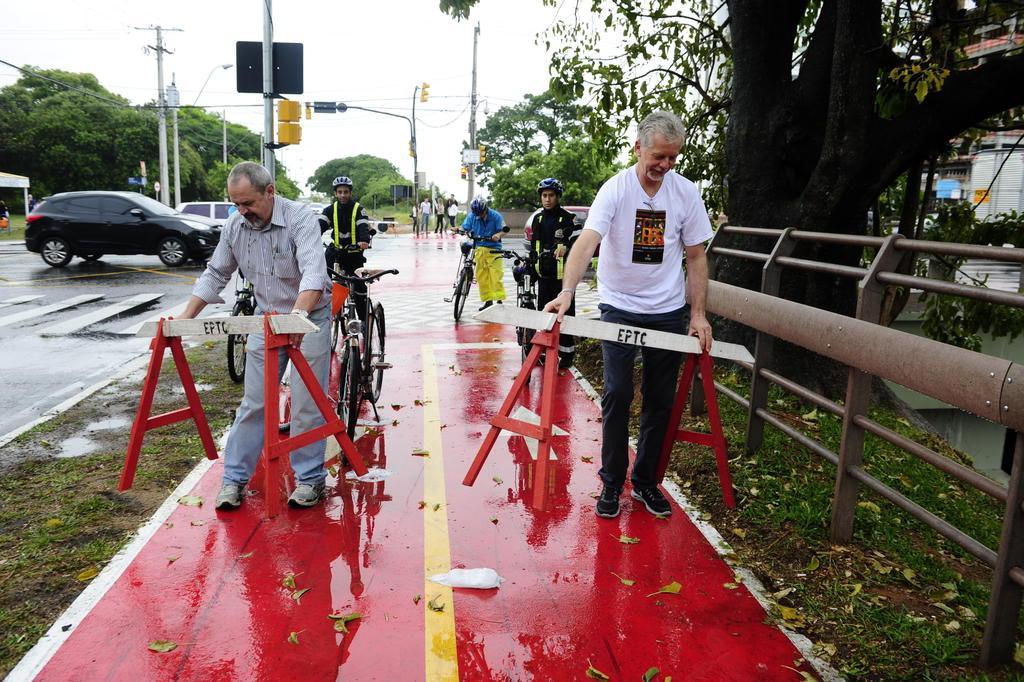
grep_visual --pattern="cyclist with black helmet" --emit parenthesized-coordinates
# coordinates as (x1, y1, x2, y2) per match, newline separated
(321, 176, 372, 320)
(461, 195, 506, 310)
(529, 177, 581, 368)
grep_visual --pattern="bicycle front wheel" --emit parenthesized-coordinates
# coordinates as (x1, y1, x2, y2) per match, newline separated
(338, 345, 362, 438)
(364, 303, 386, 403)
(516, 297, 536, 363)
(453, 267, 472, 321)
(226, 300, 250, 383)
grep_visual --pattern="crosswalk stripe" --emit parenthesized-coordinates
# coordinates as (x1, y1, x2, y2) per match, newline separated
(0, 294, 105, 328)
(38, 293, 165, 337)
(116, 300, 189, 336)
(0, 295, 45, 310)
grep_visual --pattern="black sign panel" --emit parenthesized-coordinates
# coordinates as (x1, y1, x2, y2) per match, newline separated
(313, 101, 337, 113)
(235, 41, 304, 95)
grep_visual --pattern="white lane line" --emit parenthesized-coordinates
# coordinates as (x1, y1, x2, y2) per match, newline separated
(38, 293, 164, 337)
(0, 294, 45, 309)
(566, 366, 843, 682)
(116, 300, 188, 335)
(0, 294, 104, 328)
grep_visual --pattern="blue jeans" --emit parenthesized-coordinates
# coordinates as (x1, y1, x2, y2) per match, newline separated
(221, 304, 332, 486)
(598, 303, 689, 489)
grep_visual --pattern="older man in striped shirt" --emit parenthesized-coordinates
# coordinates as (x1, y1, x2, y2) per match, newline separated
(181, 162, 333, 510)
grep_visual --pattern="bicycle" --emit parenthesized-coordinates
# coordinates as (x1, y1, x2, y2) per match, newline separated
(329, 266, 399, 437)
(506, 248, 543, 362)
(227, 273, 255, 383)
(445, 228, 510, 322)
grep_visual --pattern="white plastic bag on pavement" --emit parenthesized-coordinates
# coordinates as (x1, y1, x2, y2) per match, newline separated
(429, 568, 505, 589)
(344, 467, 392, 482)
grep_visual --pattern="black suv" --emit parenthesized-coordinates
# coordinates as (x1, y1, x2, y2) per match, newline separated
(25, 191, 221, 267)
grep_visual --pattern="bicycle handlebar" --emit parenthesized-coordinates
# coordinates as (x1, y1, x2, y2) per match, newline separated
(330, 268, 399, 285)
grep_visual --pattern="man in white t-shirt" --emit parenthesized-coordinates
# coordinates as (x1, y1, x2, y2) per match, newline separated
(544, 110, 714, 519)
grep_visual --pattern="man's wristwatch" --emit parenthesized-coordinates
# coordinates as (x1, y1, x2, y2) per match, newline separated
(290, 309, 309, 318)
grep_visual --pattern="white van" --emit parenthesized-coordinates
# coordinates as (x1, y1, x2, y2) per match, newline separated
(178, 201, 236, 221)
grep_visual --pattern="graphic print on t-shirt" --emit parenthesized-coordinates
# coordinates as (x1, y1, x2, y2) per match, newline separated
(632, 208, 666, 264)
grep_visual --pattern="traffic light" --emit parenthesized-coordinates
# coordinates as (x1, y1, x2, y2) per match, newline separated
(277, 100, 302, 145)
(478, 145, 486, 163)
(420, 82, 430, 103)
(460, 166, 468, 180)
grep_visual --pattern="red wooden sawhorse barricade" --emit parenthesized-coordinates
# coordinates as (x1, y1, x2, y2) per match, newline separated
(119, 314, 369, 517)
(463, 321, 735, 510)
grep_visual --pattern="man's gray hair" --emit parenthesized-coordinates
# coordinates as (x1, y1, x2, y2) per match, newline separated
(227, 161, 274, 192)
(637, 110, 686, 147)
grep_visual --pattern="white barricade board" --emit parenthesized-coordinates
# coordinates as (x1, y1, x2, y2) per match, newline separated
(474, 305, 754, 364)
(136, 314, 319, 339)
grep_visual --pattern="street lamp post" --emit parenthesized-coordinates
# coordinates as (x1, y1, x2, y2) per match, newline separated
(335, 102, 416, 207)
(192, 64, 234, 170)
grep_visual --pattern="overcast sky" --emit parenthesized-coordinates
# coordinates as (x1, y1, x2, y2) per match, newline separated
(0, 0, 567, 200)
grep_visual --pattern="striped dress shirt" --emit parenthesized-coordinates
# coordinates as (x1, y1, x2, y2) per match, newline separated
(192, 195, 331, 313)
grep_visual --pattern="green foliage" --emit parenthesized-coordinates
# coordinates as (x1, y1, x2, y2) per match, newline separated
(475, 90, 588, 185)
(0, 68, 301, 204)
(306, 155, 409, 198)
(490, 135, 619, 208)
(920, 203, 1024, 349)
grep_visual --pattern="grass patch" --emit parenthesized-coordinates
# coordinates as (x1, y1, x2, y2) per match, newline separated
(0, 214, 26, 241)
(574, 337, 1024, 680)
(0, 342, 241, 677)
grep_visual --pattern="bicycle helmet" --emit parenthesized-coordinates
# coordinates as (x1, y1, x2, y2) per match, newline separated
(332, 176, 353, 189)
(470, 195, 489, 216)
(537, 177, 564, 196)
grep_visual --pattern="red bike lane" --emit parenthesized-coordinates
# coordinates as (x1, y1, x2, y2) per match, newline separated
(19, 235, 822, 681)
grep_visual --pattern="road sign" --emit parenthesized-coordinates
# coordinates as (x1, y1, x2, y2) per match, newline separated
(128, 177, 147, 186)
(462, 148, 481, 165)
(312, 101, 337, 113)
(235, 41, 304, 94)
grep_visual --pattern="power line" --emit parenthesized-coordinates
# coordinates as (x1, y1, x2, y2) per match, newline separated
(0, 58, 133, 107)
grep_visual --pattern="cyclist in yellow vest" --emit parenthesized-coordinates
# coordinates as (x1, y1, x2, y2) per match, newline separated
(320, 176, 372, 320)
(529, 178, 581, 368)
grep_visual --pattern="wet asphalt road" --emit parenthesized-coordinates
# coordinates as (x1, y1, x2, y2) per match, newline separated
(0, 241, 233, 441)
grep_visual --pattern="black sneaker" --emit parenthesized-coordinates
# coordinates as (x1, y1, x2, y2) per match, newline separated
(479, 301, 494, 311)
(595, 485, 622, 518)
(631, 486, 672, 516)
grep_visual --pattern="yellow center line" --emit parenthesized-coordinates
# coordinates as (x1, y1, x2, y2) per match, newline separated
(422, 344, 459, 681)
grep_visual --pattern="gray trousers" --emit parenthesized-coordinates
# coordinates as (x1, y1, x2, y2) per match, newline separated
(599, 303, 689, 489)
(222, 304, 332, 486)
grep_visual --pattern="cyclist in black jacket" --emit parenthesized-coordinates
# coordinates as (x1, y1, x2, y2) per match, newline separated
(321, 176, 372, 321)
(529, 177, 581, 368)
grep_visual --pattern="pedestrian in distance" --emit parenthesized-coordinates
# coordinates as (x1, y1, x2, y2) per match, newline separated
(180, 161, 334, 511)
(27, 194, 36, 212)
(320, 176, 372, 321)
(529, 177, 581, 369)
(434, 197, 445, 235)
(0, 200, 8, 232)
(462, 195, 507, 310)
(447, 195, 459, 233)
(419, 197, 432, 236)
(543, 110, 714, 519)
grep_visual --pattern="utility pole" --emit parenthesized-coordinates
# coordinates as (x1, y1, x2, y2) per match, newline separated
(167, 77, 181, 207)
(412, 84, 419, 213)
(262, 0, 275, 177)
(467, 22, 480, 207)
(136, 25, 181, 205)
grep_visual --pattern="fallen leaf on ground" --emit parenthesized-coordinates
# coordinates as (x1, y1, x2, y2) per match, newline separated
(327, 612, 363, 633)
(365, 427, 380, 437)
(643, 667, 660, 682)
(177, 495, 203, 507)
(654, 513, 669, 520)
(585, 663, 611, 680)
(800, 409, 819, 422)
(489, 517, 499, 524)
(433, 503, 441, 511)
(414, 399, 429, 406)
(616, 534, 640, 545)
(413, 594, 422, 605)
(287, 631, 301, 644)
(190, 520, 206, 527)
(581, 456, 593, 463)
(780, 667, 816, 682)
(44, 518, 63, 528)
(282, 572, 299, 589)
(167, 555, 181, 564)
(76, 567, 99, 582)
(647, 581, 682, 597)
(240, 551, 254, 559)
(292, 588, 311, 604)
(610, 572, 636, 586)
(411, 448, 430, 457)
(857, 500, 881, 514)
(806, 556, 820, 571)
(732, 528, 746, 539)
(391, 404, 403, 410)
(148, 640, 177, 653)
(418, 501, 427, 510)
(723, 582, 739, 590)
(492, 476, 503, 485)
(776, 605, 806, 628)
(392, 419, 400, 426)
(428, 595, 445, 612)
